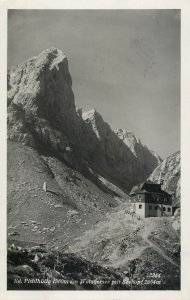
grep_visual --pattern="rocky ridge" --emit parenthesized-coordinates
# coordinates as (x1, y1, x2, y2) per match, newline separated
(81, 109, 162, 190)
(149, 151, 180, 207)
(116, 129, 162, 165)
(8, 47, 161, 192)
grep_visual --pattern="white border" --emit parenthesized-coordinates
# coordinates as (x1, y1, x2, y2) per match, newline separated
(1, 0, 190, 300)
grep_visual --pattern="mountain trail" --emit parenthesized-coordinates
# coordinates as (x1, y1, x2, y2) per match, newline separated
(105, 217, 179, 268)
(141, 218, 179, 268)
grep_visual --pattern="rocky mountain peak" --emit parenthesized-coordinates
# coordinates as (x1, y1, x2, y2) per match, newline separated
(7, 47, 162, 192)
(117, 129, 141, 144)
(82, 108, 97, 120)
(8, 47, 73, 112)
(116, 129, 162, 165)
(82, 108, 106, 122)
(82, 108, 108, 140)
(7, 47, 79, 150)
(116, 129, 141, 156)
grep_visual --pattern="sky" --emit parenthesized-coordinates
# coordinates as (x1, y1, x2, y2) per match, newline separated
(8, 10, 180, 159)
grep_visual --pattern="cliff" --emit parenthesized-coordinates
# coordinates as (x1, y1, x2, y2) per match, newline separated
(81, 110, 161, 190)
(7, 47, 161, 192)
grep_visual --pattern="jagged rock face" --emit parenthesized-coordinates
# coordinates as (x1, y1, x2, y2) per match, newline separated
(7, 48, 161, 192)
(8, 48, 74, 117)
(149, 151, 180, 207)
(117, 129, 162, 164)
(82, 110, 161, 190)
(117, 129, 141, 157)
(7, 48, 82, 156)
(81, 109, 136, 189)
(116, 129, 162, 174)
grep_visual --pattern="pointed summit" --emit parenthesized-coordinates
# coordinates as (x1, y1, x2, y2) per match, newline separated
(82, 108, 97, 120)
(82, 108, 106, 140)
(7, 47, 77, 148)
(117, 129, 141, 144)
(116, 129, 141, 156)
(116, 129, 162, 164)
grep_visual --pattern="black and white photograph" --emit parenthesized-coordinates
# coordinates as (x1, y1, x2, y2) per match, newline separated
(6, 7, 182, 293)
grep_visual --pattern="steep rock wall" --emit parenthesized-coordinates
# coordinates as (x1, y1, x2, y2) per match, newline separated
(8, 48, 161, 192)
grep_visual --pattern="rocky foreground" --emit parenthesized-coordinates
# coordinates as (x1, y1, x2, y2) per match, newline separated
(7, 244, 124, 290)
(8, 210, 180, 290)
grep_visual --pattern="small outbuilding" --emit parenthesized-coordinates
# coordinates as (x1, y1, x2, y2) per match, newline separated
(130, 180, 172, 218)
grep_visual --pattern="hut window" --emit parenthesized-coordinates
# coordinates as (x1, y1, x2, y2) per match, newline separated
(168, 207, 171, 212)
(139, 204, 142, 209)
(163, 207, 166, 211)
